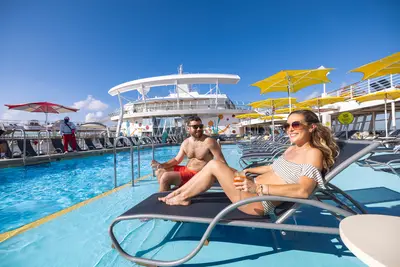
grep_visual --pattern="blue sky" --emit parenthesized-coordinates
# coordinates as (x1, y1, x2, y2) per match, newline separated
(1, 0, 399, 123)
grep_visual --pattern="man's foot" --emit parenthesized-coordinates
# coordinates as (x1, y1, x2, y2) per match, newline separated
(64, 151, 68, 154)
(165, 196, 191, 206)
(73, 150, 77, 152)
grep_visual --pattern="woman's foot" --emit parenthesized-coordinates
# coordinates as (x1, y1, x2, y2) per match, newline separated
(158, 189, 181, 202)
(165, 196, 191, 206)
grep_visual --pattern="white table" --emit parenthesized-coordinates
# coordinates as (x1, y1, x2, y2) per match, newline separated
(339, 214, 400, 267)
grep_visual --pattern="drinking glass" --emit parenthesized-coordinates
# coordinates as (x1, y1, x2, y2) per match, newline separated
(234, 171, 246, 200)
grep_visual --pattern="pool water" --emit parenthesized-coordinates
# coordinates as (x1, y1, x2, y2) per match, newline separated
(0, 145, 242, 233)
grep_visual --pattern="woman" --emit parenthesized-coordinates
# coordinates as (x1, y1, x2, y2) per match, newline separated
(159, 110, 338, 216)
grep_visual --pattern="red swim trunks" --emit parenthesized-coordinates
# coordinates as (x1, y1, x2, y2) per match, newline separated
(173, 165, 198, 186)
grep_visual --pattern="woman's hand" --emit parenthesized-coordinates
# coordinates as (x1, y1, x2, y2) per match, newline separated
(233, 177, 257, 194)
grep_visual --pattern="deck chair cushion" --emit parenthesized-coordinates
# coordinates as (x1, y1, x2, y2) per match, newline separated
(121, 192, 270, 223)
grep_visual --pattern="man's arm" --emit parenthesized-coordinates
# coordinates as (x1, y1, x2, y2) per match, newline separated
(153, 140, 187, 169)
(208, 138, 227, 163)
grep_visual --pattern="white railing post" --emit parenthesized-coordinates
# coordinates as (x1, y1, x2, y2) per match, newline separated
(350, 85, 353, 99)
(390, 74, 393, 88)
(368, 79, 371, 93)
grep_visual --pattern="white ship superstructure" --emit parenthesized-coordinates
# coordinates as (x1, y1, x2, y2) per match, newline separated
(108, 66, 251, 137)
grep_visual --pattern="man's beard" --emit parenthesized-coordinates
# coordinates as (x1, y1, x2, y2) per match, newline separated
(191, 131, 203, 138)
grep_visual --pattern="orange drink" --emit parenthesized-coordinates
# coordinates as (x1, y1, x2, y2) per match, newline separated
(234, 171, 246, 182)
(234, 176, 245, 182)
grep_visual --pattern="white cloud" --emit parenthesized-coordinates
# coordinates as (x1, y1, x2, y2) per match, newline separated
(304, 91, 321, 100)
(73, 95, 108, 111)
(340, 82, 348, 88)
(85, 111, 109, 122)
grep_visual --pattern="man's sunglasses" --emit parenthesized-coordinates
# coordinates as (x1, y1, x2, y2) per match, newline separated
(189, 124, 204, 130)
(282, 121, 307, 131)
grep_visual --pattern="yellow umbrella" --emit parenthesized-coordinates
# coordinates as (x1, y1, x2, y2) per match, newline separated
(248, 97, 297, 108)
(353, 89, 400, 137)
(275, 106, 312, 114)
(249, 98, 297, 141)
(298, 96, 345, 118)
(259, 115, 285, 121)
(349, 52, 400, 80)
(235, 113, 262, 136)
(248, 98, 297, 141)
(235, 113, 263, 119)
(258, 115, 287, 140)
(252, 68, 333, 111)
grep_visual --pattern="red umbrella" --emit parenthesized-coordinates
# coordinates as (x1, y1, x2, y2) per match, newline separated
(5, 102, 79, 124)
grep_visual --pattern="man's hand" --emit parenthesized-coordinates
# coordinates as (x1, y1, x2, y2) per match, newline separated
(151, 160, 160, 169)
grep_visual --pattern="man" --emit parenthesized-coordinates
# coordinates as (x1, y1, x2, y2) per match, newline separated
(151, 116, 226, 191)
(60, 116, 77, 153)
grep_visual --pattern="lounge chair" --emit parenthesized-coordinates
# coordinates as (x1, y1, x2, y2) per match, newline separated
(109, 140, 380, 266)
(362, 151, 400, 177)
(99, 138, 112, 148)
(51, 138, 65, 153)
(84, 138, 101, 150)
(16, 139, 38, 157)
(0, 140, 20, 158)
(109, 137, 123, 147)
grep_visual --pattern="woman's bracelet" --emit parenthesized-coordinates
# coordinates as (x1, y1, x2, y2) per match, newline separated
(257, 184, 269, 195)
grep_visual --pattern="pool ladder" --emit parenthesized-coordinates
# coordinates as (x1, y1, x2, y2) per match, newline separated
(112, 135, 155, 189)
(10, 129, 26, 165)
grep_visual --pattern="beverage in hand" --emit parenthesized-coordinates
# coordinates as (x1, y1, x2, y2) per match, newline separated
(234, 171, 246, 182)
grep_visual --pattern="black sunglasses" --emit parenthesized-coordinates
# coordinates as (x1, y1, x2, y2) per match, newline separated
(189, 124, 204, 130)
(282, 121, 307, 131)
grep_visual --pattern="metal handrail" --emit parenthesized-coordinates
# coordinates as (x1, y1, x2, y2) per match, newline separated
(38, 130, 51, 158)
(113, 136, 134, 188)
(326, 73, 400, 100)
(11, 129, 26, 165)
(137, 135, 155, 178)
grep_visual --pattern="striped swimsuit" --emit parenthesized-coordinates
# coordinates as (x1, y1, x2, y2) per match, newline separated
(261, 156, 326, 215)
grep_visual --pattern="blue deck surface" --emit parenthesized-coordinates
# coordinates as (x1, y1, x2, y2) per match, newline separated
(1, 144, 399, 266)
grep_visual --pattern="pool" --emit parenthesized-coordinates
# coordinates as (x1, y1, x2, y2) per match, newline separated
(1, 144, 399, 267)
(0, 145, 242, 233)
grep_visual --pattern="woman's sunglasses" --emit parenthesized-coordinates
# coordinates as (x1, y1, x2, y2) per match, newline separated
(189, 124, 204, 130)
(282, 121, 307, 131)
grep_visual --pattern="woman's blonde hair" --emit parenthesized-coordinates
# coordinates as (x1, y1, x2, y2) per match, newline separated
(288, 110, 339, 172)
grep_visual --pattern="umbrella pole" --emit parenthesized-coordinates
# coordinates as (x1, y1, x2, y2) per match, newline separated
(287, 73, 292, 113)
(384, 98, 388, 137)
(272, 114, 275, 142)
(318, 107, 321, 121)
(45, 113, 48, 125)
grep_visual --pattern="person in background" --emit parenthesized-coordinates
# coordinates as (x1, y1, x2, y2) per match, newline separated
(60, 116, 77, 153)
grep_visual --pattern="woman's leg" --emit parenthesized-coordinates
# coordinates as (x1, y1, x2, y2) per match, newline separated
(162, 160, 264, 215)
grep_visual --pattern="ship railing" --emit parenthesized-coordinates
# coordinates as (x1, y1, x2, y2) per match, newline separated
(109, 101, 252, 117)
(326, 74, 400, 100)
(10, 129, 26, 165)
